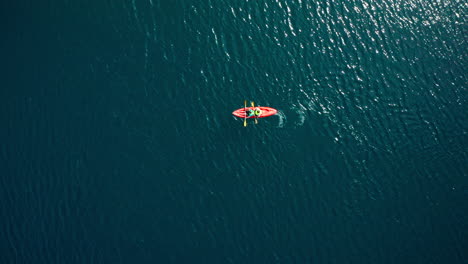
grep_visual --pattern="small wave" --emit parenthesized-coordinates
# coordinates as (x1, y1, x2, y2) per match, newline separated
(276, 110, 286, 128)
(293, 102, 308, 127)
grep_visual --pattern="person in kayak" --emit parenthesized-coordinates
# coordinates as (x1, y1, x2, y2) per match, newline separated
(254, 108, 262, 117)
(246, 108, 262, 117)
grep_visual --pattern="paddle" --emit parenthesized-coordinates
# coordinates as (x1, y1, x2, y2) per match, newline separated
(244, 100, 247, 127)
(251, 101, 258, 124)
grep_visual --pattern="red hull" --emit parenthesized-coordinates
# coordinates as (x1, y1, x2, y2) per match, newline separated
(232, 106, 277, 118)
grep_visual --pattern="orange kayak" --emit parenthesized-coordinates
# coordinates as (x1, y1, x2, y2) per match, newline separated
(232, 106, 277, 118)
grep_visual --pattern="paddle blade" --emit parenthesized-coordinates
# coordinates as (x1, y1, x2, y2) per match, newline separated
(243, 100, 247, 127)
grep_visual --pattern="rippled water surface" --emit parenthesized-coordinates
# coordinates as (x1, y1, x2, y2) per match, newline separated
(2, 0, 467, 263)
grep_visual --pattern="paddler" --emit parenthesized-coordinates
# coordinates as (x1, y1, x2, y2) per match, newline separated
(247, 108, 262, 117)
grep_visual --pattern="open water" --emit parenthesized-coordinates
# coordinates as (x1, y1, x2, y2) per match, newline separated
(1, 0, 467, 263)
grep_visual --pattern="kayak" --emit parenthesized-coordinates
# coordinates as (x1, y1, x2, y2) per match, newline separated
(232, 106, 277, 118)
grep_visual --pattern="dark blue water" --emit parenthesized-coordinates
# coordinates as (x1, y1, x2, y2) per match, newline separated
(1, 0, 467, 263)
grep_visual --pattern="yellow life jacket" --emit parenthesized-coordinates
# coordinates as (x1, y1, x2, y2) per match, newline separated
(254, 108, 262, 116)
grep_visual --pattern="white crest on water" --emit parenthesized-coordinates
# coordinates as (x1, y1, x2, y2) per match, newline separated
(276, 110, 286, 128)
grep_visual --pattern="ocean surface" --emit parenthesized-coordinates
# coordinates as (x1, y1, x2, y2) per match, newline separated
(1, 0, 467, 263)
